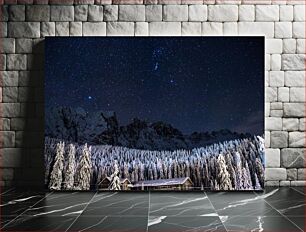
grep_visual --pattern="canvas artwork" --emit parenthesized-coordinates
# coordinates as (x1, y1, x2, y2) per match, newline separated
(45, 37, 265, 191)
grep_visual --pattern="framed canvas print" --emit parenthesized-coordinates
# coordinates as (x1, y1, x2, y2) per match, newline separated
(45, 37, 265, 191)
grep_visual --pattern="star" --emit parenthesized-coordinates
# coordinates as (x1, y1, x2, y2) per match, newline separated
(88, 96, 92, 100)
(154, 62, 159, 71)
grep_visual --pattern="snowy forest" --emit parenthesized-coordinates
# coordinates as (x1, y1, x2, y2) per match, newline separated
(45, 135, 265, 191)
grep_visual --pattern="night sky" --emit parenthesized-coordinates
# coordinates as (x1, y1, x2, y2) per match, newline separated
(45, 37, 264, 135)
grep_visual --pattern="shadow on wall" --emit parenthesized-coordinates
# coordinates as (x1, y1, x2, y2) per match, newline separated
(14, 40, 45, 188)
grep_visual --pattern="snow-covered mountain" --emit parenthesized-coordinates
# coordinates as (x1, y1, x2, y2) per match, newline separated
(45, 106, 251, 150)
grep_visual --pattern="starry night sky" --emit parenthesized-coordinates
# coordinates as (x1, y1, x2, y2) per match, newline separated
(45, 37, 264, 135)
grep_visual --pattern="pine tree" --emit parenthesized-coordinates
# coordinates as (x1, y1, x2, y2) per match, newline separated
(49, 141, 65, 190)
(63, 143, 76, 190)
(109, 161, 121, 190)
(233, 151, 243, 190)
(123, 162, 130, 179)
(225, 153, 236, 189)
(75, 143, 92, 190)
(216, 155, 233, 190)
(241, 166, 252, 190)
(254, 173, 262, 190)
(255, 158, 265, 188)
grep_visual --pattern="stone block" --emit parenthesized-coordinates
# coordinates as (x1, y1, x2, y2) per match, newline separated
(269, 71, 284, 87)
(74, 5, 88, 21)
(282, 54, 305, 71)
(285, 71, 305, 87)
(255, 5, 279, 21)
(9, 5, 25, 21)
(3, 103, 20, 117)
(182, 22, 201, 35)
(270, 131, 288, 148)
(281, 148, 305, 168)
(26, 5, 50, 21)
(135, 22, 148, 36)
(55, 22, 69, 36)
(283, 39, 296, 54)
(70, 22, 82, 36)
(287, 168, 297, 180)
(265, 168, 286, 181)
(265, 117, 282, 131)
(238, 22, 274, 37)
(239, 5, 255, 21)
(1, 38, 15, 53)
(1, 148, 23, 167)
(51, 6, 74, 21)
(265, 87, 277, 102)
(107, 22, 134, 36)
(146, 5, 162, 22)
(189, 5, 207, 21)
(296, 39, 305, 54)
(8, 22, 40, 38)
(290, 87, 304, 102)
(280, 5, 293, 21)
(290, 181, 306, 186)
(289, 132, 305, 147)
(16, 39, 32, 53)
(163, 5, 188, 21)
(3, 87, 18, 102)
(41, 22, 55, 37)
(265, 148, 280, 168)
(297, 168, 305, 180)
(284, 103, 304, 117)
(223, 22, 237, 35)
(294, 5, 305, 21)
(119, 5, 145, 21)
(275, 22, 292, 39)
(271, 54, 281, 71)
(283, 118, 299, 131)
(299, 118, 305, 131)
(83, 22, 106, 36)
(293, 22, 305, 38)
(104, 5, 118, 21)
(1, 71, 18, 86)
(270, 110, 282, 117)
(7, 54, 27, 70)
(149, 22, 181, 36)
(208, 5, 238, 22)
(266, 39, 282, 54)
(265, 130, 270, 147)
(88, 5, 103, 21)
(202, 22, 222, 35)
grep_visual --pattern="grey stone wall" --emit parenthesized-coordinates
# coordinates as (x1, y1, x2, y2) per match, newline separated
(0, 0, 305, 187)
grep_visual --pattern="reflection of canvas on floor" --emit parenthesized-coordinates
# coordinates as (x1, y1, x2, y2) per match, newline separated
(45, 37, 265, 191)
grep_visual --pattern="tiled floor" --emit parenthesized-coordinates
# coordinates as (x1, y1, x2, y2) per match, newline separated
(1, 187, 305, 231)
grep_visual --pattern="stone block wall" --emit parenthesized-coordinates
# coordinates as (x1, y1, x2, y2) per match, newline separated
(0, 0, 305, 187)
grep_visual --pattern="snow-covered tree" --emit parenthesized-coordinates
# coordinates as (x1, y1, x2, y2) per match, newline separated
(49, 141, 65, 190)
(63, 143, 76, 190)
(255, 157, 264, 188)
(75, 143, 92, 190)
(216, 154, 232, 190)
(109, 161, 121, 190)
(241, 162, 252, 190)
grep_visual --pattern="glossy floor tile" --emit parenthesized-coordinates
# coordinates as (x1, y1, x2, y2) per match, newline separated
(0, 187, 304, 232)
(70, 216, 148, 232)
(149, 192, 214, 216)
(222, 215, 303, 232)
(148, 216, 227, 232)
